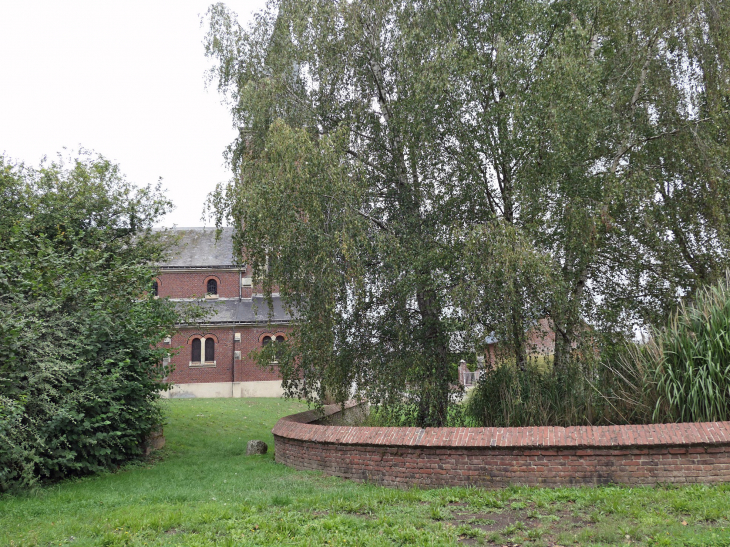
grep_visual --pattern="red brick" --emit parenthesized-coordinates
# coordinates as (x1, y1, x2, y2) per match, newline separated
(162, 324, 290, 384)
(272, 406, 730, 488)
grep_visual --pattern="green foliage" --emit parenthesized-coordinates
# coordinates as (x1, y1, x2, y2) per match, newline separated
(0, 151, 180, 491)
(205, 2, 468, 426)
(656, 279, 730, 422)
(617, 274, 730, 424)
(469, 273, 730, 427)
(204, 0, 730, 426)
(592, 340, 662, 426)
(464, 363, 601, 427)
(365, 400, 466, 428)
(455, 221, 557, 368)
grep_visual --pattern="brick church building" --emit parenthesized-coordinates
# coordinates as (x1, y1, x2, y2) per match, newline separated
(156, 227, 291, 398)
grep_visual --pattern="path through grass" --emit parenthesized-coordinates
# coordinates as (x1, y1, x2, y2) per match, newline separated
(1, 398, 729, 546)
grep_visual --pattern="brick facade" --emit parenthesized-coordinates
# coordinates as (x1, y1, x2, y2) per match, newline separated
(273, 404, 730, 487)
(156, 228, 291, 392)
(156, 270, 242, 299)
(163, 325, 287, 384)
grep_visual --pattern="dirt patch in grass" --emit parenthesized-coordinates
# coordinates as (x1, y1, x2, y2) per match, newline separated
(451, 509, 537, 532)
(448, 502, 594, 545)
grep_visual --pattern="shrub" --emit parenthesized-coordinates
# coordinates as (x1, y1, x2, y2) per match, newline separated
(0, 152, 182, 491)
(619, 274, 730, 423)
(365, 401, 466, 427)
(464, 361, 603, 428)
(466, 273, 730, 428)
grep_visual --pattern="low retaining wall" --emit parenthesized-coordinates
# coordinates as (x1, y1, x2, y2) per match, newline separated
(272, 403, 730, 487)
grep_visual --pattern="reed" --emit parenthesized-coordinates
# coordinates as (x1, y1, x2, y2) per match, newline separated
(463, 362, 601, 427)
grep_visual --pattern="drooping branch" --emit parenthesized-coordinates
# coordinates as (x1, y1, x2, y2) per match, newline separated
(609, 32, 658, 175)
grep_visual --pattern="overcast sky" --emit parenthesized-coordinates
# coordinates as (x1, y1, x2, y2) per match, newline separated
(0, 1, 266, 227)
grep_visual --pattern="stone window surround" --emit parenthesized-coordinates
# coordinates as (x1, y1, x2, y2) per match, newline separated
(259, 331, 288, 345)
(259, 332, 287, 364)
(188, 333, 219, 367)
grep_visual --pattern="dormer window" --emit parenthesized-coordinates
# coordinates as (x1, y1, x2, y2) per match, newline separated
(206, 279, 218, 295)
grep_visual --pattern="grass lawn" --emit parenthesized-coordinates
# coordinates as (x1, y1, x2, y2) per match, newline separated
(2, 398, 730, 546)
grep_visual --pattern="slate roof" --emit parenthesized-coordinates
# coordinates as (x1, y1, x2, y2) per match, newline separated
(158, 227, 237, 268)
(175, 296, 292, 325)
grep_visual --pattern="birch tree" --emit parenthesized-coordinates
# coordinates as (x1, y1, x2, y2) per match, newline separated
(204, 0, 730, 423)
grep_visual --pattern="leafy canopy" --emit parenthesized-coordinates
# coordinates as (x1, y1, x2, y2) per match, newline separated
(0, 151, 181, 491)
(204, 0, 730, 426)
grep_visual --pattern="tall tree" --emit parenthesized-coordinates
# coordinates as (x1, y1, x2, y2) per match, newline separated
(588, 0, 730, 328)
(204, 0, 730, 423)
(440, 0, 730, 370)
(206, 0, 473, 426)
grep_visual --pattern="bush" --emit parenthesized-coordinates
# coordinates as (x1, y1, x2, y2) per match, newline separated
(0, 152, 182, 491)
(464, 362, 603, 428)
(365, 401, 467, 427)
(466, 273, 730, 428)
(619, 274, 730, 423)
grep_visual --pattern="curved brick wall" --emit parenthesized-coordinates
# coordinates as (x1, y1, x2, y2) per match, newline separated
(272, 404, 730, 487)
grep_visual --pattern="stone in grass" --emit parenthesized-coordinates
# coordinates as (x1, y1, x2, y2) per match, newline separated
(246, 440, 268, 455)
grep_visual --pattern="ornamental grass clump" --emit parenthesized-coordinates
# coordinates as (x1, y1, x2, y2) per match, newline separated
(651, 274, 730, 423)
(605, 273, 730, 425)
(463, 361, 602, 428)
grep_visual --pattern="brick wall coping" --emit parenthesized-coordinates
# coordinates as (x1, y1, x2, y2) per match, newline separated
(272, 403, 730, 450)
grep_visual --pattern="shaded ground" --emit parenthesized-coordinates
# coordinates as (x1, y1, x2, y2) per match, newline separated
(1, 398, 729, 546)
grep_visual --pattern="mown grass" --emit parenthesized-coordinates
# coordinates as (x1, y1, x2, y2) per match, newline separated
(2, 398, 730, 546)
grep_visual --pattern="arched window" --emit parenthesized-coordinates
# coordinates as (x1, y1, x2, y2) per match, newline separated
(206, 279, 218, 295)
(262, 335, 272, 347)
(275, 335, 285, 361)
(205, 338, 215, 362)
(191, 338, 201, 363)
(152, 281, 159, 297)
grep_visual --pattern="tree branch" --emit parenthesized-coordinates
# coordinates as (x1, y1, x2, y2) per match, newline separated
(322, 193, 393, 234)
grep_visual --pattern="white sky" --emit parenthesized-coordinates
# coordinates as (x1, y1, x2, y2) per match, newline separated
(0, 1, 266, 227)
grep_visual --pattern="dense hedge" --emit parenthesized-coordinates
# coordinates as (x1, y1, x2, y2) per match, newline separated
(0, 153, 183, 491)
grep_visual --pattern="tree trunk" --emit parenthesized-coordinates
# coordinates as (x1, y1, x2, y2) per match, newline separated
(511, 303, 527, 370)
(415, 285, 451, 428)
